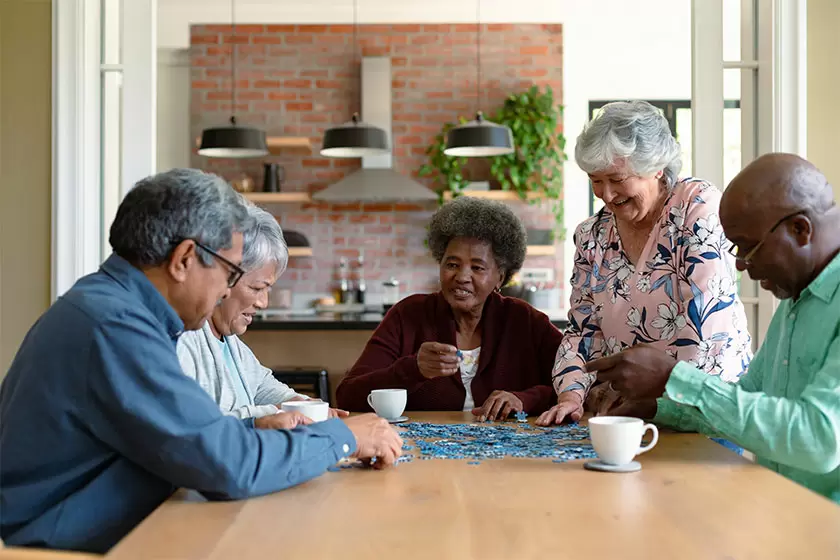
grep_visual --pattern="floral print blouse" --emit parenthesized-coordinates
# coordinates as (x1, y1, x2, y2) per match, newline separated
(552, 178, 753, 397)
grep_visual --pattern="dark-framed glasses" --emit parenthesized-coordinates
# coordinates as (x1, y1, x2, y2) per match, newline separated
(727, 210, 806, 264)
(193, 240, 245, 288)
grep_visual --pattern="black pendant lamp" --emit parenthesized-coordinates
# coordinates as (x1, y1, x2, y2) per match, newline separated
(320, 0, 389, 158)
(444, 0, 514, 157)
(198, 0, 268, 158)
(321, 113, 388, 157)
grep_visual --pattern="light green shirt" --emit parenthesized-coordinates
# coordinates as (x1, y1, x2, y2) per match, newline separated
(655, 252, 840, 503)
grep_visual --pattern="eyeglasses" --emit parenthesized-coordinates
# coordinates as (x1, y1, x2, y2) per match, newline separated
(193, 240, 245, 288)
(727, 210, 806, 264)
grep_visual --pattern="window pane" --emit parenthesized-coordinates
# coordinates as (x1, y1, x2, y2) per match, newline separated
(723, 105, 742, 187)
(100, 0, 122, 65)
(723, 0, 741, 63)
(100, 0, 123, 257)
(101, 72, 123, 259)
(723, 69, 742, 187)
(675, 107, 693, 178)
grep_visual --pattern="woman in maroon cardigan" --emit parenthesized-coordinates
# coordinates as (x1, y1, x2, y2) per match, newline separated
(336, 197, 565, 421)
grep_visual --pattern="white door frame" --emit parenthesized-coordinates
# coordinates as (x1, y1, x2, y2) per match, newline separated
(51, 0, 157, 299)
(52, 0, 102, 300)
(691, 0, 806, 347)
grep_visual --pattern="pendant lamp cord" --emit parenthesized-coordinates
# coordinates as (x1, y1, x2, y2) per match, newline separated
(475, 0, 481, 118)
(353, 0, 359, 120)
(229, 0, 237, 126)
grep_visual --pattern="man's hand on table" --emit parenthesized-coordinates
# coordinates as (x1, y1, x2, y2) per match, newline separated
(472, 390, 524, 422)
(343, 413, 403, 469)
(585, 344, 677, 400)
(255, 411, 312, 430)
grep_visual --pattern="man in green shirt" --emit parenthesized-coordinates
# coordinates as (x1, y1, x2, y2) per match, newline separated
(587, 153, 840, 503)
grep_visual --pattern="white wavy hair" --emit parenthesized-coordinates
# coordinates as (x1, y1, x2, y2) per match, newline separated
(575, 100, 682, 189)
(240, 202, 289, 277)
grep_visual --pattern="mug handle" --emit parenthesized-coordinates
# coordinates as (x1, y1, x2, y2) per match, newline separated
(367, 394, 374, 410)
(637, 423, 659, 455)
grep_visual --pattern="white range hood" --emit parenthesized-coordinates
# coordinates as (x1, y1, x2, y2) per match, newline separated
(312, 57, 437, 202)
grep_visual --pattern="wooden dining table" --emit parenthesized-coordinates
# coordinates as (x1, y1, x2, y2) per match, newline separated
(106, 412, 840, 559)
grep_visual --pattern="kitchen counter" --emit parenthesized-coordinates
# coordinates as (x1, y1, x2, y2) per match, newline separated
(249, 312, 569, 331)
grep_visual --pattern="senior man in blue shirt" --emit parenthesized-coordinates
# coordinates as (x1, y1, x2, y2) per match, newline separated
(0, 169, 402, 553)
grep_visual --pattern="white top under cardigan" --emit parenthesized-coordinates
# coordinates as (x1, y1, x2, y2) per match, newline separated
(177, 322, 308, 419)
(459, 347, 481, 411)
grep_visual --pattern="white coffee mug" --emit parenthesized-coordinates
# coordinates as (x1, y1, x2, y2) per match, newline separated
(588, 416, 659, 466)
(280, 400, 329, 423)
(367, 389, 407, 420)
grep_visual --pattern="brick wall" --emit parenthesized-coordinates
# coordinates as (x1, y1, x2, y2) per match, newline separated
(190, 24, 564, 299)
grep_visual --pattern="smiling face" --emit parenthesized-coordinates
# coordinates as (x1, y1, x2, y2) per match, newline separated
(439, 237, 504, 315)
(209, 261, 277, 337)
(589, 159, 664, 225)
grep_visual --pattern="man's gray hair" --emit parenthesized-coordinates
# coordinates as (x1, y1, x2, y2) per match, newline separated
(241, 203, 289, 276)
(109, 168, 251, 267)
(575, 100, 683, 189)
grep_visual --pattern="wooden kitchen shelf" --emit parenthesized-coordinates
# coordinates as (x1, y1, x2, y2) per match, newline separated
(526, 245, 555, 256)
(266, 136, 312, 151)
(244, 192, 312, 203)
(287, 247, 313, 258)
(194, 136, 312, 154)
(442, 190, 542, 201)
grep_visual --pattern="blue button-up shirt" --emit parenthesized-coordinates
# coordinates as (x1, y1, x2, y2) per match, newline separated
(0, 255, 356, 552)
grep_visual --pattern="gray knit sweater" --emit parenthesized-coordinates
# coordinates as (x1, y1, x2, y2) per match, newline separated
(177, 322, 306, 419)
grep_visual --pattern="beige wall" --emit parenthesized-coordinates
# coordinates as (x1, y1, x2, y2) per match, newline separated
(0, 0, 52, 375)
(808, 0, 840, 200)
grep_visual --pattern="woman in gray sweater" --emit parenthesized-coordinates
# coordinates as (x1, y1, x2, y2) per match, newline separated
(177, 201, 347, 427)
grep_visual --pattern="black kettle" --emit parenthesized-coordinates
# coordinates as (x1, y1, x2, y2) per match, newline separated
(262, 163, 285, 192)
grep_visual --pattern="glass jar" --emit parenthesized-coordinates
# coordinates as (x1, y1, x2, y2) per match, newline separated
(382, 277, 400, 313)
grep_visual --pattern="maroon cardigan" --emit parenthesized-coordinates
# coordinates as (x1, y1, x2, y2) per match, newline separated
(336, 292, 564, 414)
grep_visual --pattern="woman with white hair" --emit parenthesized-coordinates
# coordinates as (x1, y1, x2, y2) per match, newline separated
(537, 100, 753, 425)
(178, 201, 347, 428)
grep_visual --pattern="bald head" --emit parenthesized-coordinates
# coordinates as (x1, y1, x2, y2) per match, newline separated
(721, 153, 840, 301)
(722, 153, 834, 220)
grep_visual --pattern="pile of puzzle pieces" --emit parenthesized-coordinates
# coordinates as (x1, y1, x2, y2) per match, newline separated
(327, 420, 597, 470)
(398, 421, 596, 464)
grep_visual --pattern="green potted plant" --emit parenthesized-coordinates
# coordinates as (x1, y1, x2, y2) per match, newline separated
(418, 121, 470, 202)
(419, 85, 567, 240)
(489, 85, 567, 240)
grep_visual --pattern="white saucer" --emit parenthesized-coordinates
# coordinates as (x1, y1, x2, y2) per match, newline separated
(386, 416, 409, 424)
(583, 460, 641, 473)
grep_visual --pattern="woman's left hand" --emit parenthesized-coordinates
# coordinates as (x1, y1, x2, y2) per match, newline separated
(328, 407, 350, 419)
(471, 391, 523, 422)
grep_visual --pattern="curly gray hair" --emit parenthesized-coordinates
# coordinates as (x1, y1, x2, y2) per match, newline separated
(110, 168, 251, 267)
(427, 196, 527, 287)
(575, 100, 682, 189)
(241, 202, 289, 276)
